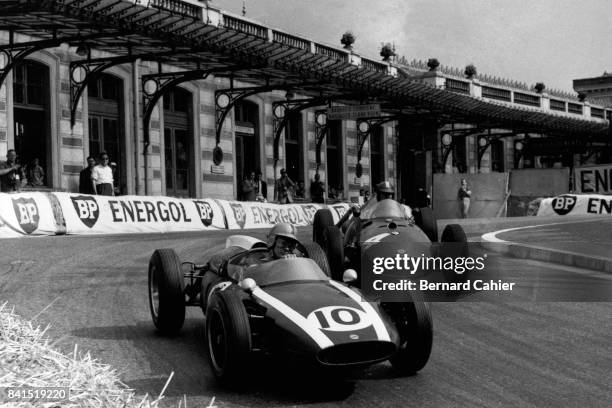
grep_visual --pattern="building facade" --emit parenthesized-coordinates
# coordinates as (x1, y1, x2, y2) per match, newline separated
(0, 1, 609, 206)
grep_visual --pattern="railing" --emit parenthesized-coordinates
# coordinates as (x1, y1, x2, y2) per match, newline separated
(150, 0, 201, 18)
(514, 92, 540, 107)
(314, 44, 348, 62)
(568, 102, 583, 115)
(549, 99, 566, 112)
(223, 15, 268, 39)
(482, 86, 511, 102)
(361, 58, 387, 73)
(445, 78, 470, 94)
(591, 107, 604, 119)
(272, 31, 310, 50)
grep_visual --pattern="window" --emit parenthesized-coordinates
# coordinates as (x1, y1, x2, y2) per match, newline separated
(490, 139, 504, 172)
(284, 113, 303, 184)
(370, 126, 385, 184)
(453, 137, 467, 173)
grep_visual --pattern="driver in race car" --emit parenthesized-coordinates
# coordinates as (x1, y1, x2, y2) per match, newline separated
(375, 180, 395, 201)
(263, 223, 304, 261)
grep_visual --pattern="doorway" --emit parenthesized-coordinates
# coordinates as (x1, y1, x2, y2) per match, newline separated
(13, 60, 51, 186)
(163, 87, 193, 197)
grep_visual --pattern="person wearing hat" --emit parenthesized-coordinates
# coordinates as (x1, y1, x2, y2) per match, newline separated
(376, 180, 395, 201)
(262, 223, 303, 261)
(275, 168, 295, 204)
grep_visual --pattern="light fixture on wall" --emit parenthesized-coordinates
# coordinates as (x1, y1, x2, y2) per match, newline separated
(315, 112, 327, 127)
(357, 120, 370, 134)
(442, 133, 452, 146)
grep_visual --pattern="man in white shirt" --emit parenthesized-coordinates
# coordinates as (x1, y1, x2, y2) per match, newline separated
(91, 152, 114, 196)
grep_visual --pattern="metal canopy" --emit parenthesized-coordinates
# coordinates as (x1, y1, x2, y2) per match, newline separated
(0, 0, 609, 139)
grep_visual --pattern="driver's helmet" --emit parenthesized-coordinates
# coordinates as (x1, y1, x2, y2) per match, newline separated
(267, 223, 299, 247)
(376, 180, 395, 200)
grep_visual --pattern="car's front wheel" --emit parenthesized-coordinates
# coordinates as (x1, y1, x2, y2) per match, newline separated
(148, 249, 185, 336)
(386, 290, 433, 375)
(206, 289, 252, 384)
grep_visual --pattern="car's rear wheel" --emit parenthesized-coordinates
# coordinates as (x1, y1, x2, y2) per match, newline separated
(387, 290, 433, 375)
(313, 209, 334, 246)
(148, 249, 185, 336)
(323, 226, 344, 281)
(206, 289, 252, 384)
(414, 207, 438, 243)
(303, 242, 331, 277)
(440, 224, 470, 283)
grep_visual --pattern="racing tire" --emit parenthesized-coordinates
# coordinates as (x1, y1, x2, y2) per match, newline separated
(200, 271, 222, 314)
(440, 224, 470, 283)
(206, 289, 252, 384)
(414, 207, 438, 243)
(303, 242, 332, 277)
(388, 290, 433, 375)
(148, 249, 185, 336)
(323, 226, 344, 281)
(313, 209, 334, 247)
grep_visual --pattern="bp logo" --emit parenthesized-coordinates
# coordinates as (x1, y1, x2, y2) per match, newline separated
(230, 203, 246, 229)
(193, 201, 213, 226)
(12, 198, 39, 234)
(70, 195, 100, 228)
(332, 205, 348, 220)
(552, 195, 577, 216)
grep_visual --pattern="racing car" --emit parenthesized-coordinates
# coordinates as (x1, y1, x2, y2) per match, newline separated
(312, 198, 469, 283)
(147, 235, 432, 384)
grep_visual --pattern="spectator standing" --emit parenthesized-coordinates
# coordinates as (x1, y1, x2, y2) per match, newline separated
(310, 173, 325, 203)
(328, 186, 337, 201)
(254, 170, 267, 202)
(27, 158, 45, 187)
(295, 180, 305, 199)
(457, 178, 472, 218)
(241, 171, 256, 201)
(91, 152, 114, 196)
(79, 156, 96, 194)
(275, 168, 295, 204)
(0, 149, 24, 192)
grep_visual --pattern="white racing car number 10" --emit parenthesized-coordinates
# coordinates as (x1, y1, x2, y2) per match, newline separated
(307, 306, 373, 332)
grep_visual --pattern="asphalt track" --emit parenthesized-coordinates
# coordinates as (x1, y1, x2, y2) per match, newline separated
(1, 226, 611, 408)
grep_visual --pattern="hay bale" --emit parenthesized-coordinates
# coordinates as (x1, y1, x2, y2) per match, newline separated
(0, 303, 177, 407)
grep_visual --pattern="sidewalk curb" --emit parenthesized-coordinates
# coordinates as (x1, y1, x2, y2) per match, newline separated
(481, 222, 612, 274)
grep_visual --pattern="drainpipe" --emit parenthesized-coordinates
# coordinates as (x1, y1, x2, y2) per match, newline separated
(132, 59, 142, 195)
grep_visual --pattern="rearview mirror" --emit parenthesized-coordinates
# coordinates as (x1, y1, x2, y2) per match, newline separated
(342, 269, 358, 284)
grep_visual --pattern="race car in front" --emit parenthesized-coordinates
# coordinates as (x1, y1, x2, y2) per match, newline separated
(312, 198, 470, 284)
(147, 235, 432, 384)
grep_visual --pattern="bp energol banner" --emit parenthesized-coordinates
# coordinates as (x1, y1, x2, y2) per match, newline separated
(574, 165, 612, 195)
(0, 192, 65, 237)
(0, 192, 351, 238)
(218, 201, 350, 229)
(537, 194, 612, 216)
(55, 194, 227, 234)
